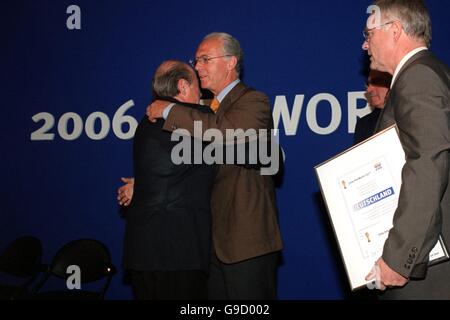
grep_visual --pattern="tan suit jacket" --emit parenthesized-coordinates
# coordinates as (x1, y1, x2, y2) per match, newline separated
(163, 82, 283, 263)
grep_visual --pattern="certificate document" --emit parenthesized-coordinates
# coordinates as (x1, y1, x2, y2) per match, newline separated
(315, 125, 449, 290)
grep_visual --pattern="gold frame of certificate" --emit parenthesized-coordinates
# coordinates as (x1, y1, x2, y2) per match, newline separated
(314, 125, 449, 291)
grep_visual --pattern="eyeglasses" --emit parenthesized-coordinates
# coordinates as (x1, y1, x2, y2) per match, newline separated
(363, 21, 394, 41)
(189, 55, 232, 67)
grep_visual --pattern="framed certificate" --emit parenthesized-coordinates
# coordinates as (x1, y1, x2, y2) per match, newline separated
(315, 125, 449, 290)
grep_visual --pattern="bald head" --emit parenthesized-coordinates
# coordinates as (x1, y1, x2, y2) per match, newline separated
(152, 60, 195, 98)
(152, 60, 201, 104)
(154, 60, 179, 77)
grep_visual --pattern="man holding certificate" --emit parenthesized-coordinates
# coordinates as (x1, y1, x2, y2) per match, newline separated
(362, 0, 450, 299)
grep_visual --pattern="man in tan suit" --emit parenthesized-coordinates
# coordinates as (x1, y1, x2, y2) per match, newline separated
(363, 0, 450, 299)
(147, 32, 283, 299)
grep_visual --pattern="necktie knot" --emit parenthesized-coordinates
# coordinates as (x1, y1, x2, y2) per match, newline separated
(210, 98, 220, 113)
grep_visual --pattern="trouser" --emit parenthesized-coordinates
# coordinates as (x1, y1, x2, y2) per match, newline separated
(207, 249, 279, 300)
(130, 270, 207, 300)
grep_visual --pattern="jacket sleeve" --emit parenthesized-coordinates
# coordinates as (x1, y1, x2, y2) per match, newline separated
(163, 90, 271, 142)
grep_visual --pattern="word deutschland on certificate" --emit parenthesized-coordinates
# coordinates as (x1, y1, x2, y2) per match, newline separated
(315, 125, 449, 290)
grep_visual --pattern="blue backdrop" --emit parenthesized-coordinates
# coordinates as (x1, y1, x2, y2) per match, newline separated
(1, 0, 449, 299)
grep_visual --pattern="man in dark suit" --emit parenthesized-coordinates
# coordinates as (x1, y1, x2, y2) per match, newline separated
(353, 70, 391, 145)
(147, 32, 283, 299)
(122, 60, 215, 300)
(362, 0, 450, 299)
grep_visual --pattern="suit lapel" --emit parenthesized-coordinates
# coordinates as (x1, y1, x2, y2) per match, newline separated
(374, 50, 430, 132)
(216, 82, 249, 117)
(374, 90, 394, 132)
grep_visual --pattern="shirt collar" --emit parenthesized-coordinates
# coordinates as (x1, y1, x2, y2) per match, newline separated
(216, 79, 240, 102)
(391, 47, 428, 89)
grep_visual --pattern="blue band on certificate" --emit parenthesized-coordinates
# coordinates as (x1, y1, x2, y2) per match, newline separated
(353, 187, 395, 211)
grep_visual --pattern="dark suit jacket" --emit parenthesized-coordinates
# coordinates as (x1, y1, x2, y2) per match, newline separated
(123, 103, 215, 272)
(374, 50, 450, 299)
(353, 108, 381, 145)
(163, 82, 283, 263)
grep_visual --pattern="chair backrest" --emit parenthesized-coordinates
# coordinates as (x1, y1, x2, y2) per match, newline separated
(0, 236, 42, 278)
(33, 239, 116, 299)
(0, 236, 43, 299)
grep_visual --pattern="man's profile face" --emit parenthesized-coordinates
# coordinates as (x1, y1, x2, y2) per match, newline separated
(365, 71, 390, 109)
(362, 14, 393, 73)
(184, 70, 201, 104)
(195, 38, 232, 95)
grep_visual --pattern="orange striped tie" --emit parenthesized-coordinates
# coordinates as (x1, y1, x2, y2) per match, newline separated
(210, 98, 220, 113)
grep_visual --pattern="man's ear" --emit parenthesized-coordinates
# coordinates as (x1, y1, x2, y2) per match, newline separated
(392, 20, 403, 42)
(177, 79, 188, 96)
(227, 56, 238, 72)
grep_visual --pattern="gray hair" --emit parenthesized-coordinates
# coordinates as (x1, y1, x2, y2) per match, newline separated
(204, 32, 244, 76)
(375, 0, 432, 47)
(152, 61, 194, 98)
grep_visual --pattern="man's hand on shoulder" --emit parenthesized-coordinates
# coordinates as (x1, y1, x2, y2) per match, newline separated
(146, 100, 171, 122)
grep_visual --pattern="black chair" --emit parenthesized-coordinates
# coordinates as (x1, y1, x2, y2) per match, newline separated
(0, 236, 43, 300)
(31, 239, 116, 300)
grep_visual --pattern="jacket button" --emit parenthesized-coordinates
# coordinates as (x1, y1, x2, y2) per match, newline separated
(404, 264, 411, 269)
(409, 253, 416, 259)
(407, 258, 413, 264)
(412, 247, 418, 253)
